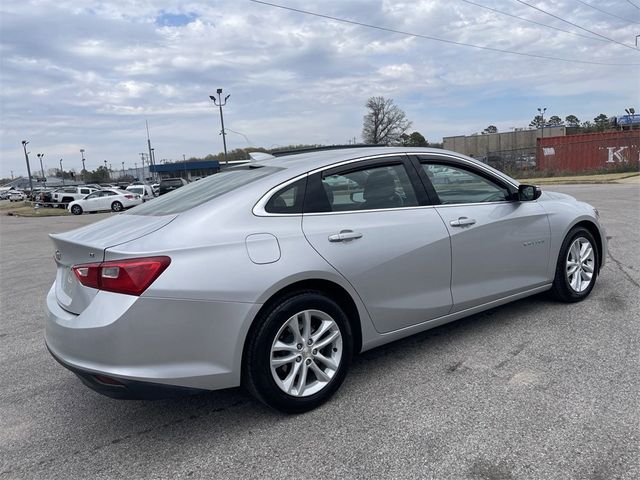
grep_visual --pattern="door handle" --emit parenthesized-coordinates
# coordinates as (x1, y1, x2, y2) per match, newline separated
(450, 217, 476, 227)
(328, 230, 363, 242)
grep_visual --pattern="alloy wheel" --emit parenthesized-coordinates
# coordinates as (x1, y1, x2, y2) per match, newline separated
(270, 309, 343, 397)
(565, 237, 595, 293)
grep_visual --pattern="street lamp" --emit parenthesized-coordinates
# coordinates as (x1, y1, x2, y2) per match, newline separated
(537, 107, 547, 138)
(21, 140, 34, 196)
(209, 88, 230, 165)
(37, 153, 45, 184)
(121, 161, 125, 179)
(80, 149, 86, 183)
(135, 162, 139, 180)
(104, 160, 109, 181)
(60, 158, 65, 186)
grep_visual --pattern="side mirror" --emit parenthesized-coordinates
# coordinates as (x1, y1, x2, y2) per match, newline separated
(518, 184, 542, 201)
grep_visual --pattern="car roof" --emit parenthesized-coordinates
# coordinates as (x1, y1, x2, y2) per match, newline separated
(248, 147, 515, 184)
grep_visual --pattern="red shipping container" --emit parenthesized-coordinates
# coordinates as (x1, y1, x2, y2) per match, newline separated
(537, 130, 640, 174)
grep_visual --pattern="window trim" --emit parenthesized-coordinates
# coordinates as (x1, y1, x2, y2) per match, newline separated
(253, 153, 431, 217)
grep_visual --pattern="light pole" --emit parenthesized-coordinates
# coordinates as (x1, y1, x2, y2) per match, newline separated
(538, 107, 547, 138)
(21, 140, 34, 196)
(209, 88, 230, 165)
(37, 153, 45, 184)
(11, 170, 14, 180)
(135, 162, 139, 180)
(121, 161, 125, 179)
(103, 160, 109, 181)
(60, 158, 64, 185)
(183, 153, 187, 179)
(80, 149, 86, 183)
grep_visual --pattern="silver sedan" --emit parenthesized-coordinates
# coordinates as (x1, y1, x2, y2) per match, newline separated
(45, 147, 606, 412)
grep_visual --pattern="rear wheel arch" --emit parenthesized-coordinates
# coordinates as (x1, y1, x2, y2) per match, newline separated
(242, 279, 363, 373)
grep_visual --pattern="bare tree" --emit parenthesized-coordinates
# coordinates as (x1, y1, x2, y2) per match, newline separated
(362, 96, 412, 144)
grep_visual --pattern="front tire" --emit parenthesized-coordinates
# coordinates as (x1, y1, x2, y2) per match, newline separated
(243, 291, 353, 413)
(550, 227, 598, 302)
(70, 205, 83, 215)
(111, 201, 123, 212)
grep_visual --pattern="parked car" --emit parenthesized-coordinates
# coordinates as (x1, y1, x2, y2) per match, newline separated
(126, 184, 155, 201)
(151, 183, 160, 196)
(52, 186, 99, 207)
(46, 147, 606, 413)
(8, 191, 26, 202)
(67, 189, 143, 215)
(158, 177, 188, 195)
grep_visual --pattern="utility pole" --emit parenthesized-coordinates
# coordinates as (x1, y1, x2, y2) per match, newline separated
(538, 107, 547, 138)
(37, 153, 45, 185)
(183, 153, 187, 179)
(139, 153, 146, 181)
(80, 149, 86, 183)
(21, 141, 34, 196)
(145, 120, 157, 182)
(59, 159, 64, 185)
(150, 148, 156, 181)
(209, 88, 230, 165)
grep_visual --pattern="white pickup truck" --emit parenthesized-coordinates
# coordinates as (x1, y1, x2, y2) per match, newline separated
(52, 186, 99, 206)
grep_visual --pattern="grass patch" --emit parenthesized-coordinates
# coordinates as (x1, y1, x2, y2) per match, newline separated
(0, 201, 70, 217)
(517, 172, 640, 185)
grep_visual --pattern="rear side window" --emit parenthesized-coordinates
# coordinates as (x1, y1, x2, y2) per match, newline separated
(265, 178, 306, 214)
(127, 167, 280, 216)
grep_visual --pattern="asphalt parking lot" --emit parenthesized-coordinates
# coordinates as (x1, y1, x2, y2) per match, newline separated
(1, 184, 638, 480)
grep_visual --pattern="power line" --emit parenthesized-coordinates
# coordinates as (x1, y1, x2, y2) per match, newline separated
(513, 0, 637, 50)
(625, 0, 640, 11)
(573, 0, 639, 24)
(459, 0, 612, 43)
(249, 0, 640, 66)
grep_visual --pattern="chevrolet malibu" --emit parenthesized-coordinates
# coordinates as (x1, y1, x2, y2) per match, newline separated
(46, 147, 606, 412)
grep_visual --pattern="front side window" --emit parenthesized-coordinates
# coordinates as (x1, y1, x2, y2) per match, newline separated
(306, 163, 419, 213)
(422, 163, 510, 204)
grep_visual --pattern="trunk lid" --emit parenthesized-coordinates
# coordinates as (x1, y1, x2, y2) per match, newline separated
(50, 214, 177, 314)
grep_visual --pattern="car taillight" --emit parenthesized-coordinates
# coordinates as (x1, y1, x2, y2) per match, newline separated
(72, 256, 171, 296)
(124, 194, 134, 199)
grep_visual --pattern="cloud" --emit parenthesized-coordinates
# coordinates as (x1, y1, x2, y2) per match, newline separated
(0, 0, 638, 177)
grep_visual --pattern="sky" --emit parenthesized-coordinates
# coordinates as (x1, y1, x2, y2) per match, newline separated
(1, 0, 639, 178)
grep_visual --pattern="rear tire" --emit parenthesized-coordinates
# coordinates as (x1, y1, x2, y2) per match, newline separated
(111, 201, 123, 212)
(70, 205, 83, 215)
(243, 291, 353, 413)
(550, 227, 598, 302)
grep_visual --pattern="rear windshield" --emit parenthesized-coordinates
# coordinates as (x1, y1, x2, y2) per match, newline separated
(126, 166, 280, 216)
(128, 187, 144, 194)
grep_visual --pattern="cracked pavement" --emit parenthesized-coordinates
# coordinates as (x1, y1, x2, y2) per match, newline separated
(0, 183, 638, 479)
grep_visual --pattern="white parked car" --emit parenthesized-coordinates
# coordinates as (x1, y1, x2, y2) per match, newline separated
(68, 189, 143, 215)
(8, 191, 26, 202)
(126, 184, 155, 202)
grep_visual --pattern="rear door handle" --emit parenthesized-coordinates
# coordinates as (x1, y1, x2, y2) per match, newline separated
(328, 230, 363, 242)
(450, 217, 476, 227)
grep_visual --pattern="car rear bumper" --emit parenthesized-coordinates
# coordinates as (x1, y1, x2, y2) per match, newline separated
(45, 284, 261, 396)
